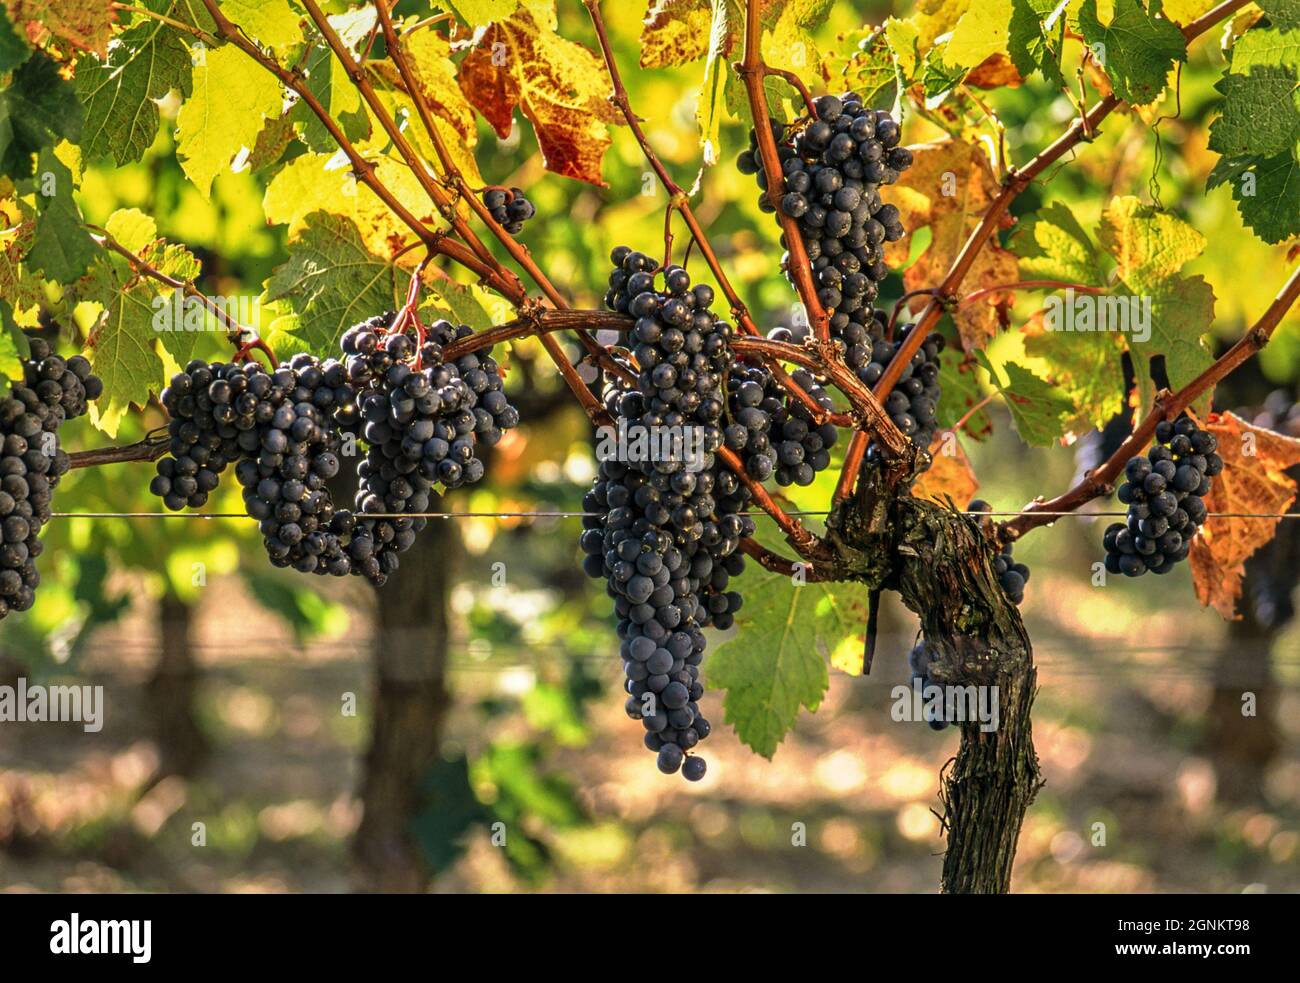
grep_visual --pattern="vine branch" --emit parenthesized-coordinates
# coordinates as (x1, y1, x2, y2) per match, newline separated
(1000, 263, 1300, 542)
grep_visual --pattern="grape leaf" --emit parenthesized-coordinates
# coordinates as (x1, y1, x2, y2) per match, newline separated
(75, 2, 193, 166)
(0, 51, 84, 178)
(880, 138, 1018, 353)
(1160, 0, 1214, 25)
(456, 2, 618, 185)
(263, 151, 435, 258)
(442, 0, 531, 28)
(0, 6, 30, 72)
(1208, 65, 1300, 158)
(1100, 197, 1215, 418)
(1022, 311, 1126, 433)
(1211, 149, 1300, 245)
(641, 0, 714, 67)
(0, 299, 27, 391)
(0, 214, 44, 316)
(695, 0, 734, 167)
(263, 211, 403, 354)
(1190, 411, 1300, 618)
(25, 148, 96, 283)
(1231, 26, 1300, 69)
(419, 279, 495, 333)
(913, 432, 979, 509)
(175, 42, 282, 197)
(936, 348, 992, 437)
(289, 33, 371, 153)
(710, 574, 864, 758)
(5, 0, 117, 58)
(83, 265, 168, 436)
(385, 27, 476, 145)
(976, 351, 1073, 446)
(823, 28, 900, 111)
(217, 0, 304, 52)
(1010, 200, 1107, 285)
(1078, 0, 1186, 106)
(1258, 0, 1300, 31)
(943, 0, 1064, 86)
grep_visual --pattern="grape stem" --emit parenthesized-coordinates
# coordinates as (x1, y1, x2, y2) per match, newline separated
(998, 262, 1300, 543)
(735, 0, 832, 344)
(86, 227, 253, 351)
(833, 0, 1254, 504)
(68, 430, 171, 470)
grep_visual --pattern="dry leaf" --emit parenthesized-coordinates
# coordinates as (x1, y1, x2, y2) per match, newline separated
(1190, 411, 1300, 618)
(456, 6, 620, 186)
(880, 139, 1017, 353)
(965, 53, 1023, 89)
(912, 432, 979, 509)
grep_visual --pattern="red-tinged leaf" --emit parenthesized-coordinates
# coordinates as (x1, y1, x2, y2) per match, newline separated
(456, 7, 620, 185)
(1190, 411, 1300, 619)
(7, 0, 117, 57)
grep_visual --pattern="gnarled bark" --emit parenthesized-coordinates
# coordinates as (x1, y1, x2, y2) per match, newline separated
(826, 463, 1041, 894)
(145, 593, 210, 778)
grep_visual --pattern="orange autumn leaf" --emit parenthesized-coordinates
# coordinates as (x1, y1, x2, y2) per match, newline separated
(912, 432, 979, 509)
(880, 139, 1017, 354)
(966, 53, 1024, 90)
(456, 6, 620, 186)
(1190, 411, 1300, 619)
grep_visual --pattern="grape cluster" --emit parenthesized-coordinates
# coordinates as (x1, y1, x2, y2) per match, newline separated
(481, 187, 536, 235)
(0, 338, 100, 619)
(584, 246, 759, 780)
(738, 92, 911, 325)
(338, 315, 519, 583)
(152, 316, 518, 586)
(155, 356, 366, 578)
(724, 362, 838, 487)
(855, 319, 945, 451)
(968, 499, 1030, 605)
(1103, 416, 1220, 577)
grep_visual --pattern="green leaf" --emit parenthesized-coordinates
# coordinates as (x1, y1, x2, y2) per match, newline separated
(943, 0, 1065, 83)
(0, 6, 30, 72)
(1226, 149, 1300, 244)
(218, 0, 304, 52)
(710, 575, 864, 758)
(827, 30, 900, 111)
(83, 267, 168, 437)
(418, 280, 495, 333)
(976, 352, 1073, 446)
(1078, 0, 1186, 105)
(25, 148, 97, 283)
(1231, 26, 1300, 70)
(176, 42, 282, 197)
(1259, 0, 1300, 31)
(75, 1, 193, 165)
(1208, 65, 1300, 158)
(264, 212, 402, 354)
(1099, 197, 1215, 416)
(289, 40, 371, 153)
(0, 52, 84, 179)
(921, 47, 965, 100)
(1010, 200, 1106, 285)
(242, 570, 349, 642)
(0, 301, 26, 392)
(442, 0, 525, 27)
(412, 755, 490, 874)
(936, 348, 992, 436)
(696, 0, 733, 166)
(1024, 327, 1126, 433)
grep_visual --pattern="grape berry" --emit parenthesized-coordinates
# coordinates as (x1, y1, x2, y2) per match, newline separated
(481, 187, 536, 235)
